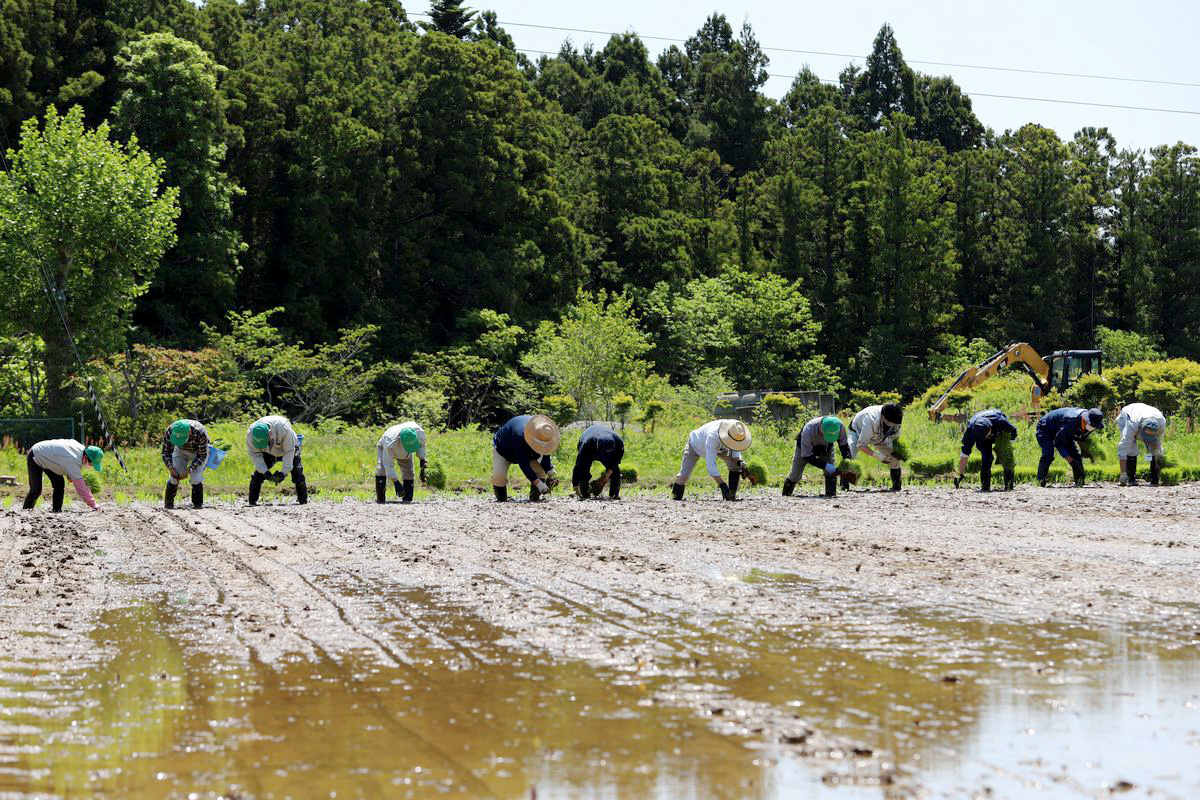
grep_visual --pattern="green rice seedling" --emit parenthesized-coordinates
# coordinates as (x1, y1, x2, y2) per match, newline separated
(993, 435, 1016, 470)
(744, 461, 768, 486)
(1080, 435, 1107, 462)
(889, 438, 910, 462)
(619, 464, 638, 482)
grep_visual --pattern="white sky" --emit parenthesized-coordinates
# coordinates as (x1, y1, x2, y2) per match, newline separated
(457, 0, 1200, 153)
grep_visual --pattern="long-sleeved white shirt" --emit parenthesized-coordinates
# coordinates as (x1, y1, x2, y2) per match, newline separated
(687, 420, 745, 478)
(1117, 403, 1166, 455)
(30, 439, 98, 509)
(848, 405, 901, 452)
(246, 416, 299, 474)
(377, 422, 427, 480)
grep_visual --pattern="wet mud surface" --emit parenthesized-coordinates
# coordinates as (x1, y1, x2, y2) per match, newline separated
(1, 485, 1198, 798)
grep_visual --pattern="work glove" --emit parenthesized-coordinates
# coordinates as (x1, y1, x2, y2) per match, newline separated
(823, 463, 838, 476)
(534, 479, 549, 495)
(419, 459, 427, 484)
(718, 481, 731, 501)
(270, 471, 286, 484)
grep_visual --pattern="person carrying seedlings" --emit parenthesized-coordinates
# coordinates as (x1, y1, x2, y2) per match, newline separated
(953, 408, 1019, 491)
(572, 423, 624, 500)
(671, 419, 754, 501)
(1035, 407, 1104, 487)
(246, 415, 307, 505)
(492, 414, 560, 502)
(22, 439, 103, 513)
(848, 403, 905, 491)
(783, 416, 851, 498)
(162, 419, 210, 509)
(375, 421, 427, 504)
(1116, 402, 1166, 486)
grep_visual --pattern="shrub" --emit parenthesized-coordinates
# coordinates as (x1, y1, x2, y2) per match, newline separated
(638, 399, 665, 433)
(619, 464, 638, 483)
(424, 460, 446, 490)
(846, 389, 902, 410)
(1065, 374, 1117, 416)
(1105, 359, 1200, 406)
(1040, 389, 1067, 411)
(1139, 380, 1182, 416)
(612, 394, 635, 429)
(541, 395, 578, 427)
(1095, 327, 1165, 367)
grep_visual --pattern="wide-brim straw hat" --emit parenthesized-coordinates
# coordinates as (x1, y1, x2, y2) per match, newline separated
(718, 419, 752, 451)
(524, 415, 561, 455)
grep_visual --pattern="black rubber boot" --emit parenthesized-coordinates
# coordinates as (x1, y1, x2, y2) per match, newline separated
(1037, 459, 1050, 487)
(528, 483, 541, 502)
(840, 473, 850, 491)
(248, 473, 264, 506)
(672, 483, 685, 501)
(191, 483, 204, 509)
(823, 474, 837, 498)
(51, 482, 64, 512)
(165, 481, 178, 509)
(980, 469, 991, 492)
(1003, 469, 1015, 492)
(609, 472, 621, 500)
(402, 480, 414, 503)
(493, 485, 508, 502)
(890, 468, 902, 492)
(1070, 460, 1086, 487)
(1125, 456, 1139, 486)
(375, 476, 387, 504)
(727, 471, 741, 501)
(782, 478, 795, 497)
(293, 469, 308, 504)
(1149, 457, 1160, 486)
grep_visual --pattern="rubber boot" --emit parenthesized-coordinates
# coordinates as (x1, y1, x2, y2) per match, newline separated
(980, 469, 991, 493)
(1149, 457, 1160, 486)
(1003, 469, 1015, 492)
(1037, 459, 1050, 487)
(609, 472, 621, 500)
(890, 468, 902, 492)
(165, 481, 178, 509)
(727, 471, 741, 501)
(823, 473, 837, 498)
(782, 478, 796, 497)
(840, 473, 850, 491)
(1125, 456, 1139, 486)
(575, 482, 590, 499)
(493, 485, 508, 502)
(248, 473, 264, 506)
(191, 483, 204, 509)
(402, 480, 414, 503)
(1070, 460, 1086, 488)
(528, 483, 541, 502)
(375, 476, 387, 504)
(51, 482, 64, 512)
(672, 483, 685, 501)
(294, 469, 309, 505)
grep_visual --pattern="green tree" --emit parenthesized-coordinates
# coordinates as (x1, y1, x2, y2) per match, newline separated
(1095, 326, 1164, 367)
(523, 291, 651, 418)
(424, 0, 477, 39)
(112, 32, 243, 343)
(1142, 142, 1200, 358)
(0, 105, 179, 415)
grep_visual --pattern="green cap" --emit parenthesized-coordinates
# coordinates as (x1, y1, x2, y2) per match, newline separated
(169, 419, 191, 447)
(250, 421, 270, 449)
(399, 427, 421, 454)
(820, 416, 842, 443)
(84, 446, 104, 472)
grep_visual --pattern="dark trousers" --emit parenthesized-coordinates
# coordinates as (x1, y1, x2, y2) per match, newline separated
(23, 452, 65, 512)
(249, 450, 307, 504)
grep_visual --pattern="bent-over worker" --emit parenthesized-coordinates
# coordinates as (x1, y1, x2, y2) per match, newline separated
(492, 414, 560, 502)
(954, 409, 1018, 492)
(1036, 407, 1103, 487)
(22, 439, 103, 512)
(784, 416, 851, 498)
(671, 419, 754, 501)
(1116, 402, 1166, 486)
(848, 403, 905, 491)
(246, 415, 307, 505)
(163, 419, 209, 509)
(376, 422, 427, 503)
(573, 424, 625, 500)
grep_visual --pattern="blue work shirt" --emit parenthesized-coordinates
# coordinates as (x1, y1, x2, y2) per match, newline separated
(572, 424, 624, 485)
(493, 415, 552, 482)
(1037, 407, 1091, 459)
(961, 409, 1018, 457)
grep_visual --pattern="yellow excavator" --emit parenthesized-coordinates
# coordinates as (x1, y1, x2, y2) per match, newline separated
(928, 342, 1103, 421)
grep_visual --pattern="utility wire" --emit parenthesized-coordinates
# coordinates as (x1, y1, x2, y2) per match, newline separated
(512, 48, 1200, 117)
(411, 13, 1200, 90)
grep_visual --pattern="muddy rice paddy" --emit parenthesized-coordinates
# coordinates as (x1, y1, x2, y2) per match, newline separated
(1, 485, 1198, 798)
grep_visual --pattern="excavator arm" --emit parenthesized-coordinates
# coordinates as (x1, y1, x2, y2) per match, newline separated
(928, 342, 1051, 420)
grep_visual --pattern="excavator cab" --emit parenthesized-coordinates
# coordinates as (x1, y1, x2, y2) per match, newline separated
(1045, 350, 1103, 393)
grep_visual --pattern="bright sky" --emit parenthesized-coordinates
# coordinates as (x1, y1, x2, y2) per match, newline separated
(453, 0, 1200, 153)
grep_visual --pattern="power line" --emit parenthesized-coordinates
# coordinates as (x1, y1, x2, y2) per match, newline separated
(512, 48, 1200, 117)
(411, 13, 1200, 90)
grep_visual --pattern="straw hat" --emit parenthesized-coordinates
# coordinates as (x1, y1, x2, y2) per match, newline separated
(524, 415, 561, 455)
(718, 419, 752, 451)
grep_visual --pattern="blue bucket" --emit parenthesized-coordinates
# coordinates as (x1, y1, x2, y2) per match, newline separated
(206, 445, 228, 470)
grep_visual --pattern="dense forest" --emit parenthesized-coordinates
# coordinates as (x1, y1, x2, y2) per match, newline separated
(2, 0, 1199, 431)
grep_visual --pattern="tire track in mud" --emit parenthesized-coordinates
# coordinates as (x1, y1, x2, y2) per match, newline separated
(116, 506, 502, 798)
